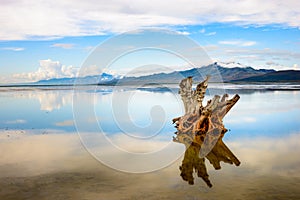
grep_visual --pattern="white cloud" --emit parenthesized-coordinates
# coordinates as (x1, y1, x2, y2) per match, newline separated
(12, 59, 79, 82)
(0, 0, 300, 40)
(203, 45, 218, 51)
(84, 46, 95, 51)
(224, 48, 300, 59)
(1, 47, 24, 51)
(79, 64, 104, 77)
(267, 63, 300, 71)
(219, 41, 240, 45)
(241, 41, 257, 46)
(266, 61, 280, 66)
(175, 31, 190, 35)
(1, 59, 118, 83)
(4, 119, 27, 124)
(118, 64, 190, 77)
(55, 120, 74, 127)
(204, 39, 300, 70)
(219, 40, 257, 46)
(264, 61, 295, 70)
(205, 31, 216, 36)
(216, 47, 300, 70)
(50, 43, 75, 49)
(199, 28, 206, 33)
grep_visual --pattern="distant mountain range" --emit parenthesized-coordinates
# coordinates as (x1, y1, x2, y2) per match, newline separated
(33, 62, 300, 85)
(36, 73, 121, 85)
(232, 70, 300, 82)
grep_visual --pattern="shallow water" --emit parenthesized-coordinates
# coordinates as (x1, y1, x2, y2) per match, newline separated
(0, 84, 300, 199)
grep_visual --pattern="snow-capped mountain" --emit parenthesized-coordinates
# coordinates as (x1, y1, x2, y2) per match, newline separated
(216, 61, 248, 68)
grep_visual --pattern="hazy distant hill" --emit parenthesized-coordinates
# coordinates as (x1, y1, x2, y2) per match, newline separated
(233, 70, 300, 82)
(36, 73, 119, 85)
(31, 62, 300, 85)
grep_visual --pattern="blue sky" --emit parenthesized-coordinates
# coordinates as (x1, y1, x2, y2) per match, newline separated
(0, 0, 300, 83)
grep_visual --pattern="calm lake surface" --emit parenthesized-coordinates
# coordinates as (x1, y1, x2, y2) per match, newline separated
(0, 83, 300, 199)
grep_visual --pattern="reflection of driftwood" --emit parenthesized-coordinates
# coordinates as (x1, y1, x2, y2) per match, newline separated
(173, 76, 240, 187)
(180, 144, 212, 187)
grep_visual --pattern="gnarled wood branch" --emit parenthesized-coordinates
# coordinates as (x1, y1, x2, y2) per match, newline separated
(173, 76, 240, 187)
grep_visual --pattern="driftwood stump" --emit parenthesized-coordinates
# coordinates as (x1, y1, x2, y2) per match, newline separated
(173, 76, 240, 187)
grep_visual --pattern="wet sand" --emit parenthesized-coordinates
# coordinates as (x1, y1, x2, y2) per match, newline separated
(1, 168, 300, 200)
(1, 133, 300, 200)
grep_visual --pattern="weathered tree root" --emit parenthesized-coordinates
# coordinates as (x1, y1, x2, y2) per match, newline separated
(173, 76, 240, 187)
